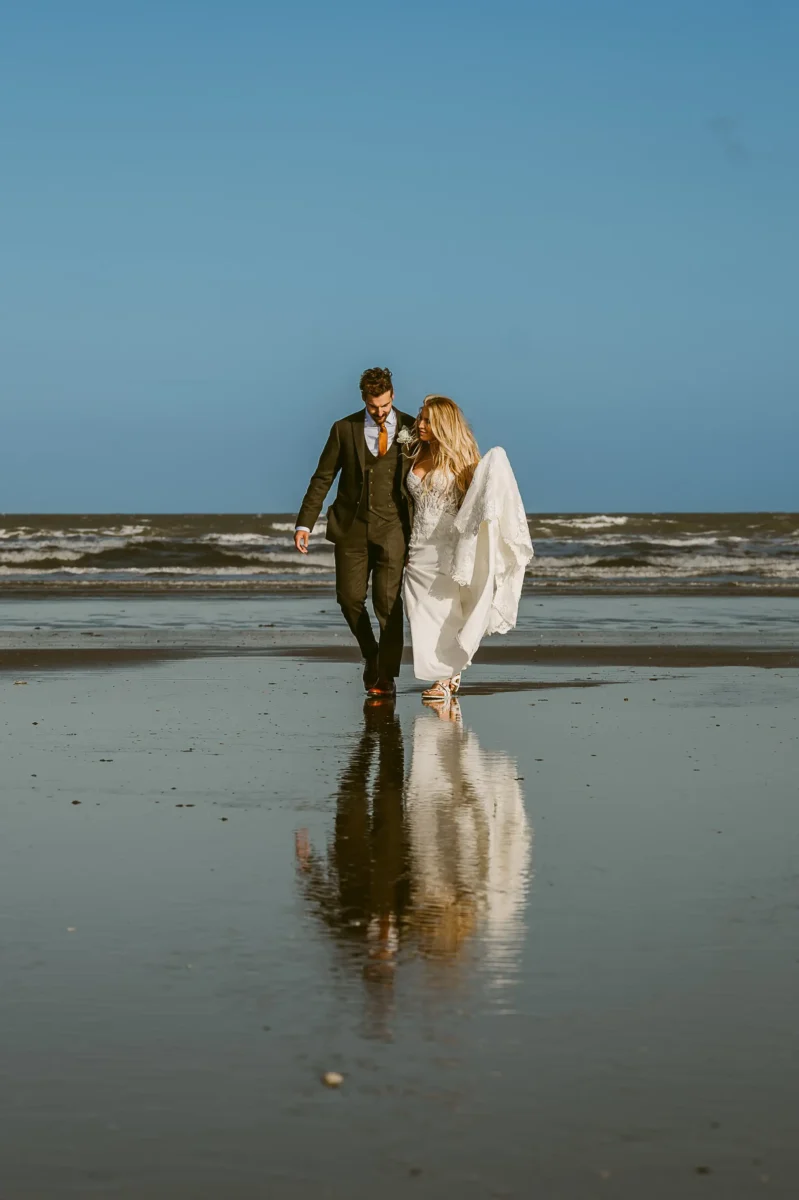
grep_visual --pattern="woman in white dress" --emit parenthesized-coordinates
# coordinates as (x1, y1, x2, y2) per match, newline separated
(402, 395, 534, 701)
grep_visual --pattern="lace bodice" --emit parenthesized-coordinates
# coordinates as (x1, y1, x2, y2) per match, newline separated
(407, 467, 461, 548)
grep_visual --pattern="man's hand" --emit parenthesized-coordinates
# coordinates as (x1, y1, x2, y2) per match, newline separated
(294, 529, 310, 555)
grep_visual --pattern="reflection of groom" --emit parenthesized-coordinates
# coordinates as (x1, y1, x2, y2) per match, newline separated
(294, 700, 409, 971)
(294, 367, 415, 697)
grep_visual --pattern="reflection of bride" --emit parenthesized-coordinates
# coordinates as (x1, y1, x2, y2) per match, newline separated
(295, 699, 532, 1011)
(405, 701, 532, 972)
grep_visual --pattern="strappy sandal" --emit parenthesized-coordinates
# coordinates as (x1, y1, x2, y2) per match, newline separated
(422, 673, 462, 702)
(422, 679, 452, 702)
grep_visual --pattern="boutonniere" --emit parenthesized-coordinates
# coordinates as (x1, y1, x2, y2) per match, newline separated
(397, 426, 414, 447)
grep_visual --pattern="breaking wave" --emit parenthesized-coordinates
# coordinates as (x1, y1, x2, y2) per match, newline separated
(0, 512, 797, 592)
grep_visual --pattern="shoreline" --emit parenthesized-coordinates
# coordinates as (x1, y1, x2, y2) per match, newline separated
(2, 583, 799, 599)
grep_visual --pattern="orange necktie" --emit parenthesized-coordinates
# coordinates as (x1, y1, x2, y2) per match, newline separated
(377, 422, 388, 457)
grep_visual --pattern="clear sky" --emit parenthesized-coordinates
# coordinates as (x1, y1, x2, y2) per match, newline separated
(2, 0, 797, 513)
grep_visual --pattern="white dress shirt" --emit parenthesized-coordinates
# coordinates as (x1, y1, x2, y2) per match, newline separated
(296, 409, 398, 533)
(363, 406, 397, 456)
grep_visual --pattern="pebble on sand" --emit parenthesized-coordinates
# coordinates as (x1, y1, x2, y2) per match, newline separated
(322, 1072, 344, 1088)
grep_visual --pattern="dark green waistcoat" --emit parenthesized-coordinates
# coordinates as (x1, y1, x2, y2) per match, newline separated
(357, 439, 404, 525)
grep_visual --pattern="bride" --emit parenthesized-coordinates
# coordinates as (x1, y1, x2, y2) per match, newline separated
(403, 395, 534, 701)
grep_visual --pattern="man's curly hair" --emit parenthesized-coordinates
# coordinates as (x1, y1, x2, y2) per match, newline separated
(359, 366, 393, 400)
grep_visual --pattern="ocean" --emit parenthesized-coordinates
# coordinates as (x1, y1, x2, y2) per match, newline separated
(1, 512, 798, 594)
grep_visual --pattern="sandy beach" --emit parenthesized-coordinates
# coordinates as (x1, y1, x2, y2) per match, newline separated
(6, 0, 798, 1189)
(2, 594, 798, 1197)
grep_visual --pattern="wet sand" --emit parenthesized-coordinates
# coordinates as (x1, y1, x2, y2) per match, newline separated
(3, 643, 799, 675)
(2, 597, 799, 1197)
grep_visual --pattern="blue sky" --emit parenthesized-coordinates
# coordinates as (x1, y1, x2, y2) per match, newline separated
(2, 0, 797, 512)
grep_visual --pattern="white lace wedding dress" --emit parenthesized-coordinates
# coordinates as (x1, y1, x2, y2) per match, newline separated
(404, 466, 465, 679)
(403, 447, 534, 681)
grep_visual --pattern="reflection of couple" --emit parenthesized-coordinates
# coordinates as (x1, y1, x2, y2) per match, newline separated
(294, 701, 532, 1000)
(294, 366, 533, 700)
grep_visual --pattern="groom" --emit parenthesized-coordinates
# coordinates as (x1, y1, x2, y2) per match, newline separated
(294, 367, 415, 697)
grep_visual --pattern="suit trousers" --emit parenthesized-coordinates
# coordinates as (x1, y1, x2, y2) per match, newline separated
(334, 516, 407, 679)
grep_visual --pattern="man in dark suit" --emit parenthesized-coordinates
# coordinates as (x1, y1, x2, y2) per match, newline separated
(294, 367, 415, 697)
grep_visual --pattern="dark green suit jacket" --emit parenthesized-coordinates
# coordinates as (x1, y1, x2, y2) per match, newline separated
(297, 409, 416, 544)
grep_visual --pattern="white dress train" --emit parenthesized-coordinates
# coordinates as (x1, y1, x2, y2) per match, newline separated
(403, 448, 533, 681)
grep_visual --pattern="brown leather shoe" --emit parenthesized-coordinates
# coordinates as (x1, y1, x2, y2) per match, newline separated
(367, 678, 396, 698)
(362, 654, 379, 692)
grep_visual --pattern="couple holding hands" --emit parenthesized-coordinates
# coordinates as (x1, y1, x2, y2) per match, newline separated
(295, 366, 533, 701)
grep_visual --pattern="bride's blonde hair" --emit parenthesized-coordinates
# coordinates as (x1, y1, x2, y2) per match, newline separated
(413, 395, 481, 495)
